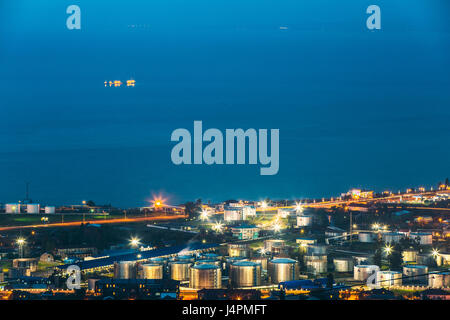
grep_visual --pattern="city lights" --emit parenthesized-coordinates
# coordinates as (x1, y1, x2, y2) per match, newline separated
(212, 222, 224, 233)
(295, 202, 303, 213)
(384, 244, 393, 255)
(273, 223, 282, 233)
(130, 237, 141, 248)
(432, 248, 440, 257)
(200, 209, 210, 221)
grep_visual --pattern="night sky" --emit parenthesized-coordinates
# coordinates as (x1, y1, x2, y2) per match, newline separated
(0, 1, 449, 207)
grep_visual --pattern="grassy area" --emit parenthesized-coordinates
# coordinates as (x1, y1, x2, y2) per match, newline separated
(37, 261, 62, 271)
(0, 259, 12, 272)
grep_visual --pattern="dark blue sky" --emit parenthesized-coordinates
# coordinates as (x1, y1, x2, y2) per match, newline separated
(0, 1, 449, 207)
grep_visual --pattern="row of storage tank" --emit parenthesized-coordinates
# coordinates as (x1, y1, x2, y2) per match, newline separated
(358, 231, 433, 245)
(4, 203, 55, 214)
(354, 264, 450, 288)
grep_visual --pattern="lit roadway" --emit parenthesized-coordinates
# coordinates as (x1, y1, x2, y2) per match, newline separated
(214, 190, 450, 213)
(0, 214, 188, 232)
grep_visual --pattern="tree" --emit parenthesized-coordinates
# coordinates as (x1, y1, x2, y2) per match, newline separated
(326, 273, 334, 289)
(373, 247, 382, 267)
(388, 244, 403, 271)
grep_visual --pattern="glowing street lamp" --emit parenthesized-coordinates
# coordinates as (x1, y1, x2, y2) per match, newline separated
(130, 237, 141, 248)
(16, 237, 26, 258)
(261, 201, 268, 210)
(200, 209, 210, 221)
(372, 223, 380, 230)
(295, 202, 303, 213)
(432, 248, 440, 258)
(384, 244, 393, 256)
(212, 222, 224, 233)
(273, 223, 282, 233)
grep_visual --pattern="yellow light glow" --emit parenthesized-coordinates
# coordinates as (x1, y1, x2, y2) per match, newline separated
(130, 237, 140, 247)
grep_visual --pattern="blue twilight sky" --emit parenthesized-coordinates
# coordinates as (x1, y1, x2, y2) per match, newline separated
(0, 0, 449, 207)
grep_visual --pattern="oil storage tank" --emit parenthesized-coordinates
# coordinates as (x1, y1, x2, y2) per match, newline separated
(114, 261, 137, 279)
(264, 240, 285, 254)
(26, 204, 40, 214)
(306, 258, 327, 275)
(195, 259, 221, 267)
(428, 272, 450, 288)
(5, 204, 21, 214)
(268, 258, 298, 284)
(376, 271, 402, 287)
(403, 265, 428, 284)
(358, 232, 376, 243)
(307, 244, 327, 256)
(410, 232, 433, 245)
(142, 263, 163, 279)
(228, 244, 250, 258)
(189, 264, 222, 289)
(334, 257, 354, 272)
(249, 257, 268, 272)
(229, 261, 261, 288)
(402, 249, 418, 263)
(296, 214, 314, 227)
(354, 265, 378, 281)
(170, 261, 191, 281)
(45, 206, 56, 214)
(382, 232, 404, 244)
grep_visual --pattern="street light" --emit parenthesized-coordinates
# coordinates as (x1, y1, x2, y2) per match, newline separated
(261, 201, 268, 210)
(273, 223, 282, 233)
(200, 209, 209, 221)
(384, 244, 393, 256)
(16, 237, 26, 258)
(432, 248, 440, 258)
(295, 202, 303, 213)
(212, 222, 223, 233)
(130, 237, 140, 248)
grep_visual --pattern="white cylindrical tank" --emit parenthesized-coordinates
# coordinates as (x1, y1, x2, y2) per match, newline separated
(27, 204, 40, 214)
(354, 265, 378, 281)
(297, 214, 314, 227)
(402, 249, 418, 263)
(334, 257, 354, 272)
(382, 232, 404, 244)
(5, 204, 21, 214)
(249, 257, 268, 272)
(88, 278, 100, 291)
(229, 261, 261, 287)
(170, 261, 191, 281)
(189, 264, 222, 289)
(142, 263, 164, 279)
(403, 265, 428, 284)
(409, 232, 433, 245)
(377, 271, 402, 287)
(115, 261, 137, 279)
(264, 239, 285, 253)
(306, 258, 327, 275)
(358, 232, 376, 243)
(45, 206, 56, 214)
(195, 259, 221, 267)
(268, 258, 298, 284)
(307, 244, 327, 255)
(228, 244, 250, 258)
(428, 272, 450, 288)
